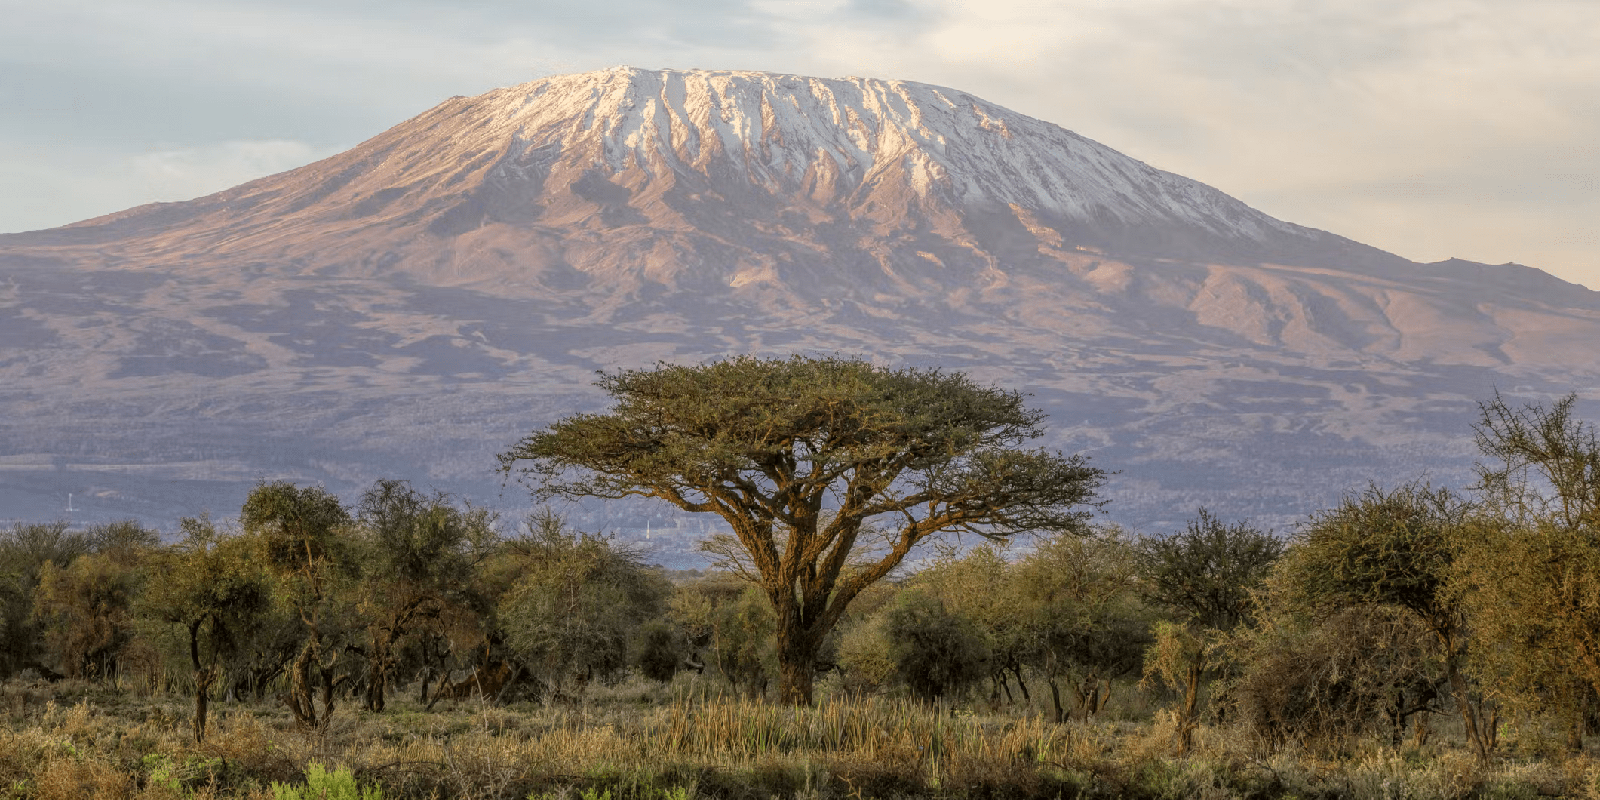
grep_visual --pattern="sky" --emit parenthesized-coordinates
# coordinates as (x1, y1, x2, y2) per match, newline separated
(3, 0, 1598, 289)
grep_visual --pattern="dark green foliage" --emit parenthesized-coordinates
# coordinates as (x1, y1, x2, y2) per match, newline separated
(1014, 530, 1153, 721)
(669, 576, 779, 698)
(139, 515, 273, 742)
(1288, 484, 1465, 625)
(1137, 510, 1281, 754)
(499, 355, 1105, 704)
(1232, 603, 1442, 749)
(0, 521, 89, 678)
(358, 479, 493, 588)
(353, 480, 494, 712)
(28, 519, 160, 682)
(882, 590, 989, 701)
(1136, 509, 1283, 632)
(84, 520, 160, 562)
(497, 512, 671, 699)
(634, 619, 684, 683)
(33, 552, 143, 681)
(243, 481, 354, 576)
(241, 481, 358, 729)
(1276, 483, 1492, 760)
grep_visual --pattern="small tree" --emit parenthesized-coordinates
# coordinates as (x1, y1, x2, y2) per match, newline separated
(1014, 529, 1151, 722)
(141, 516, 271, 743)
(355, 480, 492, 712)
(882, 589, 990, 701)
(1230, 601, 1441, 750)
(1137, 509, 1282, 754)
(669, 575, 779, 698)
(0, 522, 88, 677)
(497, 512, 669, 700)
(33, 553, 142, 682)
(634, 619, 686, 684)
(31, 519, 159, 684)
(1459, 392, 1600, 752)
(241, 481, 357, 729)
(1283, 483, 1492, 760)
(900, 545, 1026, 703)
(500, 355, 1105, 704)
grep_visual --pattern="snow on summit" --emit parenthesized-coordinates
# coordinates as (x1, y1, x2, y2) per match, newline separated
(476, 66, 1296, 240)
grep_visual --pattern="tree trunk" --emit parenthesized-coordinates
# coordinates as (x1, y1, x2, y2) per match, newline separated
(1177, 660, 1202, 756)
(187, 619, 214, 744)
(1048, 677, 1066, 724)
(778, 654, 815, 705)
(1414, 712, 1431, 747)
(286, 638, 337, 729)
(776, 624, 819, 705)
(192, 667, 215, 744)
(365, 634, 388, 713)
(318, 661, 341, 722)
(1445, 660, 1491, 762)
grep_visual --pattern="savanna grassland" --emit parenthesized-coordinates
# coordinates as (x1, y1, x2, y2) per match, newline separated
(4, 361, 1600, 799)
(7, 669, 1600, 800)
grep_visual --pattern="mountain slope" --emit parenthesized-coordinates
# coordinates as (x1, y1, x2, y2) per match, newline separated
(2, 67, 1597, 550)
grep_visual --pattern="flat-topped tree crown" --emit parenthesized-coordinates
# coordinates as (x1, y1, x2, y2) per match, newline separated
(498, 354, 1106, 704)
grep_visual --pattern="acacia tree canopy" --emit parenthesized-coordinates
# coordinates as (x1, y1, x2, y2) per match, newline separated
(498, 355, 1106, 704)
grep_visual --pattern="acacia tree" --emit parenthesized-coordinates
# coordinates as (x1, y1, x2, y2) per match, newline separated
(141, 516, 271, 743)
(355, 480, 492, 712)
(1137, 509, 1282, 754)
(241, 481, 357, 729)
(499, 355, 1106, 704)
(1283, 484, 1492, 760)
(1458, 392, 1600, 752)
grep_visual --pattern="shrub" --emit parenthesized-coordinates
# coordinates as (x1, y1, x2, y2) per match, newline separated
(270, 762, 383, 800)
(882, 591, 988, 701)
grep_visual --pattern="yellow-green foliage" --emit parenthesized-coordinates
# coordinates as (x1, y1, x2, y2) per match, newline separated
(269, 763, 382, 800)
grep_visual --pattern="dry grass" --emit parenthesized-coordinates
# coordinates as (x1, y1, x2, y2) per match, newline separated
(0, 676, 1594, 799)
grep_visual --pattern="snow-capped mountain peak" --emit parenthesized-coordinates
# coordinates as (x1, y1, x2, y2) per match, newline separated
(479, 67, 1301, 240)
(28, 67, 1397, 280)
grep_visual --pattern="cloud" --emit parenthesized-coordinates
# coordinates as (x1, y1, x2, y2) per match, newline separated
(130, 140, 330, 200)
(0, 140, 335, 233)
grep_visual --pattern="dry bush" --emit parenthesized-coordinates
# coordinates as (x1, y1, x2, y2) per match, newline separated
(33, 756, 132, 800)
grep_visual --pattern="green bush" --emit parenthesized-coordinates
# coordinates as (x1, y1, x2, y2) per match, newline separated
(270, 762, 383, 800)
(882, 590, 989, 700)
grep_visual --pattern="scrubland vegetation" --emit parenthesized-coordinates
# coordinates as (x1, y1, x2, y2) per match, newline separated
(3, 358, 1599, 798)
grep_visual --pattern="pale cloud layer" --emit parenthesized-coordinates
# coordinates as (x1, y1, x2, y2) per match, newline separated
(3, 0, 1596, 288)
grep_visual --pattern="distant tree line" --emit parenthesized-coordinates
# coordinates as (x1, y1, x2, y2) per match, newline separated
(2, 355, 1597, 762)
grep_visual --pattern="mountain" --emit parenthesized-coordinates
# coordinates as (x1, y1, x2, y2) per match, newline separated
(3, 67, 1598, 556)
